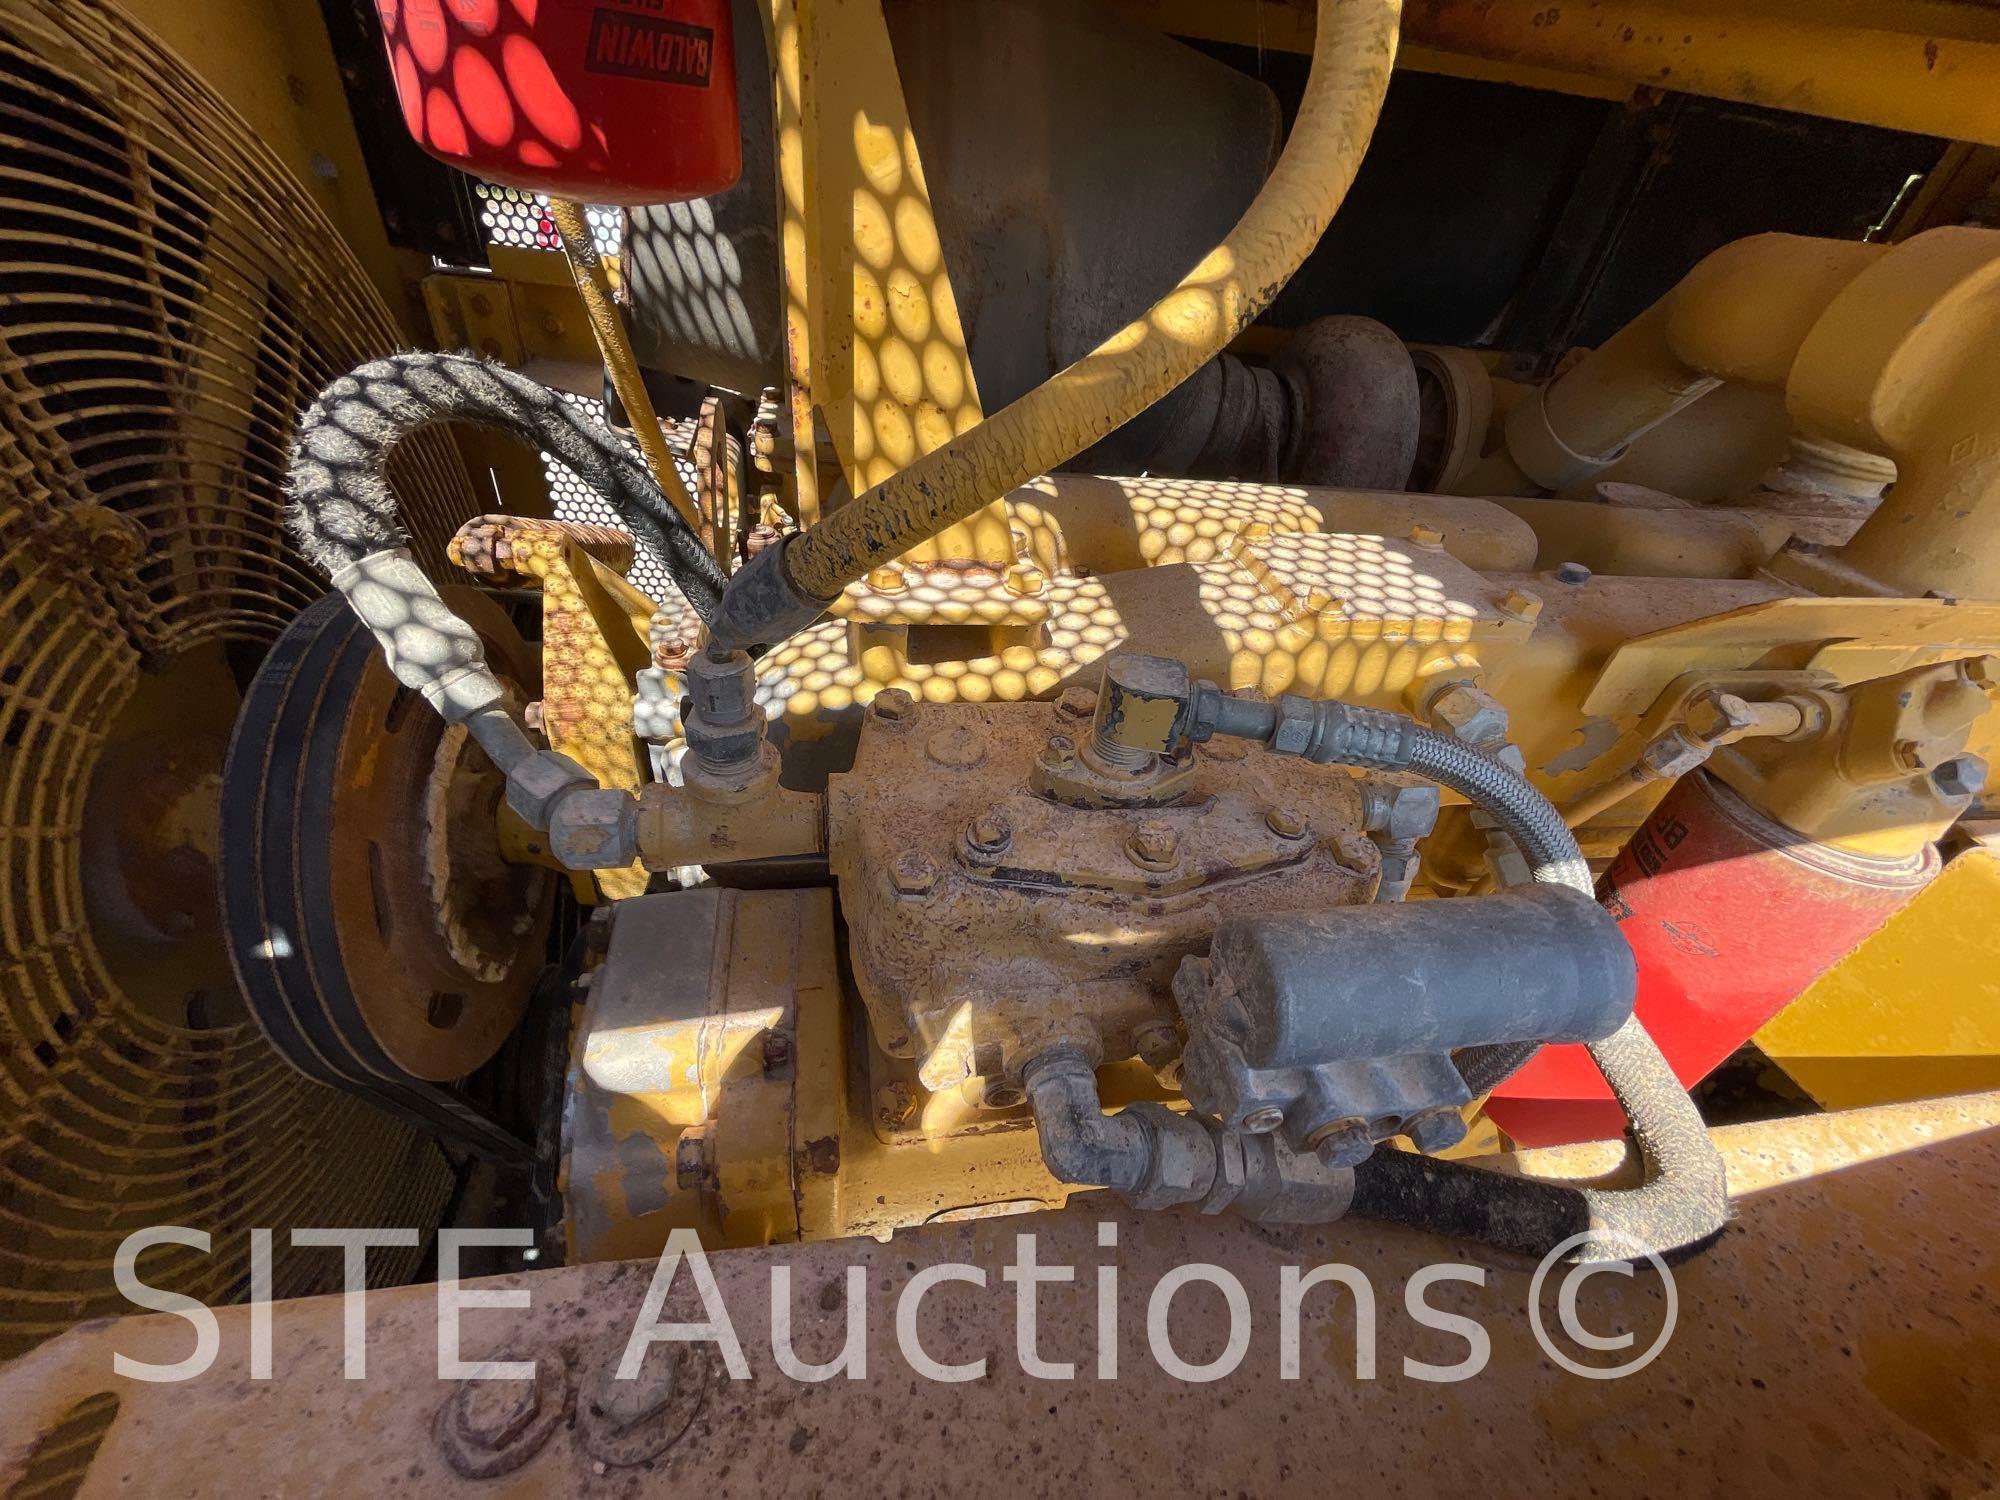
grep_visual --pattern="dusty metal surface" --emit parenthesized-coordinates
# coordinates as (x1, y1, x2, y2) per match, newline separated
(829, 695, 1381, 1094)
(5, 1094, 1997, 1496)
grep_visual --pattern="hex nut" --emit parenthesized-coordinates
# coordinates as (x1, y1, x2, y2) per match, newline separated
(504, 748, 596, 828)
(1120, 1103, 1215, 1211)
(1933, 754, 1987, 801)
(1406, 1107, 1469, 1155)
(1056, 684, 1099, 720)
(890, 850, 939, 897)
(1424, 682, 1509, 750)
(965, 806, 1013, 856)
(1127, 819, 1180, 870)
(546, 788, 640, 869)
(1264, 805, 1308, 839)
(1685, 689, 1756, 743)
(871, 688, 915, 722)
(1312, 1119, 1374, 1169)
(1270, 695, 1316, 757)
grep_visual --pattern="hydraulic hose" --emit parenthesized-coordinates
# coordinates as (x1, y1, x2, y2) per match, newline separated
(1194, 684, 1731, 1261)
(707, 0, 1403, 649)
(287, 351, 728, 618)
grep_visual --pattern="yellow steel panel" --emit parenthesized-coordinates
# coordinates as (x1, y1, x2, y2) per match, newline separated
(1756, 845, 2000, 1109)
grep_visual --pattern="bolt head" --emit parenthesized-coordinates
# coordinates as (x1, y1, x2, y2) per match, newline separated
(890, 850, 938, 896)
(1127, 819, 1180, 868)
(1055, 684, 1098, 720)
(1963, 656, 2000, 691)
(1406, 1107, 1469, 1155)
(1554, 561, 1593, 586)
(965, 806, 1013, 855)
(1933, 754, 1987, 801)
(1685, 689, 1756, 743)
(1003, 561, 1046, 596)
(1037, 734, 1076, 772)
(1408, 522, 1445, 548)
(866, 565, 906, 593)
(1312, 1119, 1374, 1169)
(453, 1369, 545, 1448)
(871, 687, 915, 722)
(1500, 588, 1543, 622)
(1241, 1105, 1286, 1134)
(1264, 805, 1308, 839)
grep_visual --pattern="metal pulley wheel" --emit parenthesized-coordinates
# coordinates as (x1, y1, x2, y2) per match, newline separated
(220, 587, 556, 1159)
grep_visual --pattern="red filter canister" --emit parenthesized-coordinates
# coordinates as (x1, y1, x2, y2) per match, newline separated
(376, 0, 741, 204)
(1485, 770, 1938, 1147)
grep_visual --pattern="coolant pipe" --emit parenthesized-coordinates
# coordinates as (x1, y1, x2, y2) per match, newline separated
(704, 0, 1404, 650)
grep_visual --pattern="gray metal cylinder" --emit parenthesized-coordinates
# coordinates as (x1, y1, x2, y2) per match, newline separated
(1206, 884, 1635, 1070)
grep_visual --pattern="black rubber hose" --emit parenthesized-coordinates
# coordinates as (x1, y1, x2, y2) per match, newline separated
(286, 352, 728, 618)
(1351, 732, 1728, 1261)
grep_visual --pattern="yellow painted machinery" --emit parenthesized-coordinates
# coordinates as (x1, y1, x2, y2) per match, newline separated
(6, 0, 2000, 1490)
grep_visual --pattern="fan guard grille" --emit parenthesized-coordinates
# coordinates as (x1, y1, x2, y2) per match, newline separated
(1, 0, 477, 1362)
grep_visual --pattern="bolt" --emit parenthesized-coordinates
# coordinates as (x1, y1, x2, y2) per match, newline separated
(1500, 588, 1543, 623)
(871, 687, 915, 722)
(867, 564, 906, 593)
(1127, 820, 1179, 869)
(1408, 522, 1445, 549)
(1554, 561, 1593, 585)
(1037, 734, 1077, 773)
(469, 291, 494, 317)
(1312, 1119, 1374, 1169)
(1241, 520, 1274, 542)
(1264, 805, 1308, 839)
(591, 1366, 675, 1433)
(1933, 754, 1987, 800)
(522, 700, 544, 732)
(1056, 684, 1098, 720)
(1894, 739, 1930, 771)
(1963, 656, 2000, 691)
(744, 522, 782, 557)
(965, 806, 1013, 855)
(874, 1082, 917, 1129)
(1685, 689, 1757, 744)
(890, 850, 938, 897)
(1241, 1105, 1286, 1134)
(1406, 1107, 1469, 1155)
(1004, 561, 1046, 596)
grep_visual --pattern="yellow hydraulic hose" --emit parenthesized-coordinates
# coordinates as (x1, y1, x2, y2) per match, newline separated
(548, 197, 708, 541)
(779, 0, 1402, 603)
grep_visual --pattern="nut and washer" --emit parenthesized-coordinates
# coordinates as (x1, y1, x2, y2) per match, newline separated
(1127, 819, 1180, 871)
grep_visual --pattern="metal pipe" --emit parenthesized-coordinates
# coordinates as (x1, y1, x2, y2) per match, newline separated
(1477, 234, 1885, 494)
(547, 198, 709, 542)
(706, 0, 1404, 649)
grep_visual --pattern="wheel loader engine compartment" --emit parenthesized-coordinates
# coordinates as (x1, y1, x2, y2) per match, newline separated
(6, 0, 2000, 1489)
